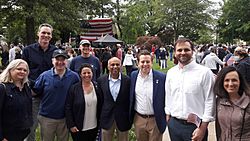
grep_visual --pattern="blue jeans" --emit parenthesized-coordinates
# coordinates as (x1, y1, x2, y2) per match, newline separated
(168, 117, 208, 141)
(170, 52, 173, 61)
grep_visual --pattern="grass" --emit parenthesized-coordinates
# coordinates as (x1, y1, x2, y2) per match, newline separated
(153, 59, 175, 72)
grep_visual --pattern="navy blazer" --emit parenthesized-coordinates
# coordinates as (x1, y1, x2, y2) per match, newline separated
(65, 81, 102, 130)
(129, 70, 167, 133)
(97, 74, 132, 131)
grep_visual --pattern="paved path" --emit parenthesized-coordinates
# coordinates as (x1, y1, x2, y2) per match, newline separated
(163, 122, 216, 141)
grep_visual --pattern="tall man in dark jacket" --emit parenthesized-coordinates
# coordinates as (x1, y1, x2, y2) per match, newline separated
(22, 23, 57, 141)
(97, 57, 132, 141)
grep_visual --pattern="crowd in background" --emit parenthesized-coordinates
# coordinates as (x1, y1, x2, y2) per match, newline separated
(0, 23, 250, 141)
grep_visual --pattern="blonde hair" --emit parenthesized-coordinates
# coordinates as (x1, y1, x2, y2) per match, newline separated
(0, 59, 30, 86)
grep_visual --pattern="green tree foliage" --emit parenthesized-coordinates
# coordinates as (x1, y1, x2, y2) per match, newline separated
(196, 29, 214, 44)
(0, 0, 81, 44)
(119, 1, 149, 43)
(153, 0, 214, 42)
(218, 0, 250, 43)
(0, 0, 219, 45)
(120, 0, 215, 44)
(81, 0, 114, 18)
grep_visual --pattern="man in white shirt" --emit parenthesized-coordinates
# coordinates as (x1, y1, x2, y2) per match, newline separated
(130, 50, 167, 141)
(165, 38, 215, 141)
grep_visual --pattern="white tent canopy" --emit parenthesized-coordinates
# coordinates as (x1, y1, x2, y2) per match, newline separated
(93, 34, 123, 45)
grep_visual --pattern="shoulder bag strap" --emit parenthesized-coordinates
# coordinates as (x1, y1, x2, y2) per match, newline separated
(0, 83, 6, 94)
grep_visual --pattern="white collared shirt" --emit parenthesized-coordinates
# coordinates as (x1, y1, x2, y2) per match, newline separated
(165, 61, 216, 122)
(135, 69, 154, 115)
(109, 73, 121, 101)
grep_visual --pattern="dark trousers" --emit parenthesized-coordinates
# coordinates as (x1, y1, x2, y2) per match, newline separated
(211, 69, 218, 75)
(4, 129, 30, 141)
(102, 61, 109, 74)
(125, 65, 133, 76)
(71, 127, 98, 141)
(168, 117, 208, 141)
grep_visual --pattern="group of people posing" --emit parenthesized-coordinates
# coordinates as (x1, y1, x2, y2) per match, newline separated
(0, 23, 250, 141)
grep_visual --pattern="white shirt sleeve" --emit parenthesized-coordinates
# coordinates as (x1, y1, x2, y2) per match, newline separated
(165, 71, 172, 115)
(201, 70, 216, 122)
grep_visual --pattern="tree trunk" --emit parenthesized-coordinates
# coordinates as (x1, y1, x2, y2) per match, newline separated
(25, 16, 35, 45)
(116, 0, 122, 38)
(25, 0, 35, 45)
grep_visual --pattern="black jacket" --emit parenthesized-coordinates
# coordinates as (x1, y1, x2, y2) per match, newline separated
(236, 56, 250, 84)
(22, 43, 57, 88)
(97, 74, 132, 131)
(65, 81, 102, 130)
(0, 83, 33, 140)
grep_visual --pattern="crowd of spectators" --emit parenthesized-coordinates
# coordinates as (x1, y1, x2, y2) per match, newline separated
(1, 24, 250, 141)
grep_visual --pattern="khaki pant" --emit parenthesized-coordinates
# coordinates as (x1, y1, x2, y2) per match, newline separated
(102, 121, 128, 141)
(38, 115, 68, 141)
(134, 113, 162, 141)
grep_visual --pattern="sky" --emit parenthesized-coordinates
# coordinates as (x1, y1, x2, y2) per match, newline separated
(211, 0, 224, 8)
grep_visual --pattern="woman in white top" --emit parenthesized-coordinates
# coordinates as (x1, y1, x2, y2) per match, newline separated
(123, 49, 136, 76)
(65, 63, 102, 141)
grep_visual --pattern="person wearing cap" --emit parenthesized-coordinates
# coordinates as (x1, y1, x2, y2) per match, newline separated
(70, 40, 101, 81)
(22, 23, 57, 141)
(33, 49, 80, 141)
(234, 47, 250, 84)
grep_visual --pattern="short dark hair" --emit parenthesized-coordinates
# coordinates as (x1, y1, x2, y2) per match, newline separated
(137, 50, 153, 62)
(174, 38, 194, 51)
(38, 23, 53, 32)
(78, 63, 93, 75)
(214, 66, 250, 98)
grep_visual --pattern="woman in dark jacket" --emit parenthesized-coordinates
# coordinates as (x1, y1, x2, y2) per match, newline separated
(0, 59, 33, 141)
(214, 66, 250, 141)
(65, 63, 102, 141)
